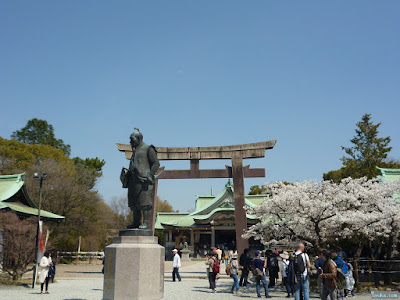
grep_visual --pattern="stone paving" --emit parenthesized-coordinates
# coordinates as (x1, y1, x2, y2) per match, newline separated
(0, 277, 380, 300)
(0, 262, 394, 300)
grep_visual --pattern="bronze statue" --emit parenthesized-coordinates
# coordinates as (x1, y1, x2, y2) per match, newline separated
(120, 129, 160, 229)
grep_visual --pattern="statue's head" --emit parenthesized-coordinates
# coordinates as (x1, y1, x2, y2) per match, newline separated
(130, 128, 143, 148)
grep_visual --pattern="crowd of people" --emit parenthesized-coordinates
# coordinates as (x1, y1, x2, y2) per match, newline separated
(173, 243, 356, 299)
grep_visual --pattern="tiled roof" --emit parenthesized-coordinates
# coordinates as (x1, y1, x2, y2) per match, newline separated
(0, 173, 64, 220)
(155, 180, 266, 230)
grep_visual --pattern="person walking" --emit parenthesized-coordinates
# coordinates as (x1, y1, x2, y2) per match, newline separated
(206, 252, 218, 293)
(205, 253, 212, 289)
(344, 259, 355, 297)
(315, 249, 326, 299)
(239, 248, 252, 287)
(253, 250, 271, 298)
(319, 250, 337, 300)
(172, 249, 181, 282)
(281, 251, 294, 298)
(293, 243, 311, 300)
(38, 251, 51, 294)
(230, 252, 242, 294)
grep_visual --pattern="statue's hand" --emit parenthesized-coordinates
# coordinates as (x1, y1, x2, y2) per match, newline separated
(145, 173, 155, 184)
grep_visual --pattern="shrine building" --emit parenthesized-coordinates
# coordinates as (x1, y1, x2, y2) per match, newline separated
(155, 180, 267, 256)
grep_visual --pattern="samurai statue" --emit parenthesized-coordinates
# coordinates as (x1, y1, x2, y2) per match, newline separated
(120, 128, 160, 229)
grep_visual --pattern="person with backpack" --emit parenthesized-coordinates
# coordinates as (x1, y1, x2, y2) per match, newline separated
(293, 243, 311, 300)
(319, 249, 337, 300)
(205, 252, 219, 293)
(239, 248, 252, 287)
(253, 250, 271, 298)
(281, 251, 295, 298)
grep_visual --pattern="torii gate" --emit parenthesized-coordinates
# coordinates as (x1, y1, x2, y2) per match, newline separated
(116, 140, 276, 255)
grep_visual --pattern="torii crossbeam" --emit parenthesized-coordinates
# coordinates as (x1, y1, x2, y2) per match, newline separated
(116, 140, 276, 255)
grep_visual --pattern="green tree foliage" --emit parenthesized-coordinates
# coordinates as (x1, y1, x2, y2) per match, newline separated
(0, 138, 114, 252)
(324, 114, 400, 182)
(10, 118, 106, 189)
(249, 182, 292, 195)
(73, 157, 106, 189)
(0, 137, 74, 174)
(249, 185, 263, 195)
(11, 118, 71, 156)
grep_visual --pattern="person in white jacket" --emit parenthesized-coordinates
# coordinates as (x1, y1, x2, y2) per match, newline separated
(38, 251, 51, 294)
(172, 249, 181, 282)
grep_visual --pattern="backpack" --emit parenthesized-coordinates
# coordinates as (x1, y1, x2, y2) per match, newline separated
(213, 259, 220, 273)
(270, 257, 278, 269)
(225, 262, 233, 275)
(293, 253, 305, 275)
(252, 266, 264, 278)
(336, 268, 346, 289)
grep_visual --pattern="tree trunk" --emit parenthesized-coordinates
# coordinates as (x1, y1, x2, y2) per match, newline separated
(353, 243, 363, 293)
(12, 272, 22, 281)
(383, 236, 393, 285)
(370, 242, 382, 288)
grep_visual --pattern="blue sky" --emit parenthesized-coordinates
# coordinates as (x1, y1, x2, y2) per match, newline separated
(1, 1, 399, 212)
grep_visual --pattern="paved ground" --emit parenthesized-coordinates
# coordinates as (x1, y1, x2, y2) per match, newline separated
(0, 263, 395, 300)
(19, 260, 203, 280)
(0, 277, 381, 300)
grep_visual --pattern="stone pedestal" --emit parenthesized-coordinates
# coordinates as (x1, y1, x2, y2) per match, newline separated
(103, 231, 165, 300)
(180, 249, 190, 262)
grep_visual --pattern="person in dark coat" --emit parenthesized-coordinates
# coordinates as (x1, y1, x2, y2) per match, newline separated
(268, 251, 280, 288)
(239, 248, 252, 287)
(287, 253, 296, 289)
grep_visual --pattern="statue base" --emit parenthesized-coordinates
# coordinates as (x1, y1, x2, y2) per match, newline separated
(103, 235, 165, 300)
(119, 228, 153, 236)
(181, 249, 190, 262)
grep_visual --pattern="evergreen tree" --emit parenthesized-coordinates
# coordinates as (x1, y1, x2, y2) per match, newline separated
(324, 114, 400, 181)
(11, 118, 71, 156)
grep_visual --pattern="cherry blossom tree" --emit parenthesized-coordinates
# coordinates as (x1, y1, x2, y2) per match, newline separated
(243, 177, 400, 252)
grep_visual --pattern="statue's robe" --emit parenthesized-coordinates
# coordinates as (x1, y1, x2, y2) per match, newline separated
(122, 144, 159, 211)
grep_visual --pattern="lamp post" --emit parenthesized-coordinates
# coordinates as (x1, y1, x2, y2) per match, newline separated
(31, 172, 47, 289)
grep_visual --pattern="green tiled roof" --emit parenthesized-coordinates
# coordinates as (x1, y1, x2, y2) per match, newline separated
(195, 196, 215, 210)
(377, 167, 400, 182)
(0, 173, 65, 220)
(0, 174, 25, 202)
(155, 180, 266, 230)
(377, 167, 400, 200)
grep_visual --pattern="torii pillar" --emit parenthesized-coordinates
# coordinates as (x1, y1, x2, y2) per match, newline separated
(116, 140, 276, 256)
